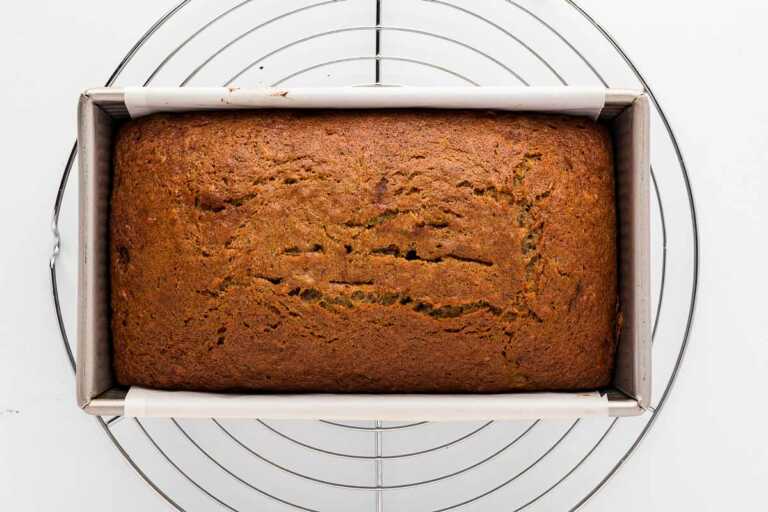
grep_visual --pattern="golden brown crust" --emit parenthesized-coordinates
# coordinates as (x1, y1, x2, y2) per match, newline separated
(110, 110, 616, 392)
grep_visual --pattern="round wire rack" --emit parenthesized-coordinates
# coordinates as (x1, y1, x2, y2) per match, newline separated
(50, 0, 698, 510)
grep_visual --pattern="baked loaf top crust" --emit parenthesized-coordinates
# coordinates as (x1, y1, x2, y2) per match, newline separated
(111, 110, 616, 392)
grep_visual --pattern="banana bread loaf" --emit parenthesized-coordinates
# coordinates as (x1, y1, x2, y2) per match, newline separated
(111, 110, 617, 392)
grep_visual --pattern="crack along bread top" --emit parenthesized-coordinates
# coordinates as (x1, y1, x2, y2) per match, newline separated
(110, 109, 616, 393)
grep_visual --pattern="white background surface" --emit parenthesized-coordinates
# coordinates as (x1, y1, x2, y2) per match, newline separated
(1, 1, 767, 510)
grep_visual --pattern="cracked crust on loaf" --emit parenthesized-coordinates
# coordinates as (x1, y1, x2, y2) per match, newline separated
(110, 110, 616, 392)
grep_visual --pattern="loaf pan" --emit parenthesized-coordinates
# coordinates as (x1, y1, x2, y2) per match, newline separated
(77, 86, 650, 420)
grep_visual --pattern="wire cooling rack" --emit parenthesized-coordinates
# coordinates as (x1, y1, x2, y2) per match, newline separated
(50, 1, 698, 510)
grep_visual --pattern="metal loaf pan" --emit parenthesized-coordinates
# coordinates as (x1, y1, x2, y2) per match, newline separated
(77, 87, 650, 419)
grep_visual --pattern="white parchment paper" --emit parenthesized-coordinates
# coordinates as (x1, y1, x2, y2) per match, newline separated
(124, 86, 606, 119)
(124, 387, 609, 420)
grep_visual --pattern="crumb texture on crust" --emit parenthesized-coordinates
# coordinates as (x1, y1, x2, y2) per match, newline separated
(110, 110, 616, 393)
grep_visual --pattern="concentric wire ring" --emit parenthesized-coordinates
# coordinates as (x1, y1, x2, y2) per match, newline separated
(319, 420, 428, 431)
(270, 56, 480, 86)
(221, 26, 529, 86)
(50, 1, 697, 510)
(257, 419, 493, 459)
(208, 419, 540, 489)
